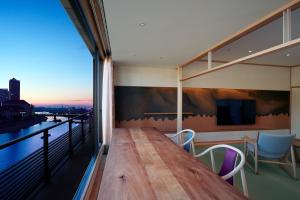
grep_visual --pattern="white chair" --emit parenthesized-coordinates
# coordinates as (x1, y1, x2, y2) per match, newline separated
(169, 129, 195, 155)
(194, 144, 248, 197)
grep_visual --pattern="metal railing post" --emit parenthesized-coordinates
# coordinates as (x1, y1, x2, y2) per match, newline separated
(81, 118, 85, 143)
(89, 115, 92, 134)
(68, 120, 73, 155)
(43, 130, 50, 181)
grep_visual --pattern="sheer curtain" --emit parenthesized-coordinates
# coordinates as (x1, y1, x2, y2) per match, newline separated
(102, 57, 113, 145)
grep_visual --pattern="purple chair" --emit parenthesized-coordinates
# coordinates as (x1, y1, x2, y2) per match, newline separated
(194, 144, 248, 197)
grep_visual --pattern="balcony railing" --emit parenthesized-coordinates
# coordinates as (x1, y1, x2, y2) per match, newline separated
(0, 112, 92, 200)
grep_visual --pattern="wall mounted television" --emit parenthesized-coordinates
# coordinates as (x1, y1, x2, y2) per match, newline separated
(216, 99, 256, 125)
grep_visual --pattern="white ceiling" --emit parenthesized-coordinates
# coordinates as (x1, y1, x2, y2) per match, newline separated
(103, 0, 292, 67)
(212, 6, 300, 66)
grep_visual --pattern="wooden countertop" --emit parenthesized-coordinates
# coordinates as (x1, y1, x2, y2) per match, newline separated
(98, 128, 247, 200)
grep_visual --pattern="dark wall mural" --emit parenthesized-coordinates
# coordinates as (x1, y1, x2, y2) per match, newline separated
(115, 86, 290, 132)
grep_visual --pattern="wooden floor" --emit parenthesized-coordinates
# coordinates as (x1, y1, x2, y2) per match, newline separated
(96, 128, 246, 200)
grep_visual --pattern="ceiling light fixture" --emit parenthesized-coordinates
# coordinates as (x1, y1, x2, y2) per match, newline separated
(286, 53, 291, 57)
(248, 50, 253, 53)
(139, 23, 146, 27)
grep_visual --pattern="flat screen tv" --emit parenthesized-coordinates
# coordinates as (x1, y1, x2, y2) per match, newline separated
(216, 99, 256, 125)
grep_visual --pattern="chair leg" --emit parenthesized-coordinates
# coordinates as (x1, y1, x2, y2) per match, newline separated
(210, 150, 216, 173)
(254, 144, 258, 174)
(291, 147, 297, 179)
(191, 141, 195, 156)
(240, 168, 249, 197)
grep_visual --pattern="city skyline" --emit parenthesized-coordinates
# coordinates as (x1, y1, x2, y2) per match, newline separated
(0, 1, 93, 107)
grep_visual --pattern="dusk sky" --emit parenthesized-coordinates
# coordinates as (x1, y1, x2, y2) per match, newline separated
(0, 0, 93, 107)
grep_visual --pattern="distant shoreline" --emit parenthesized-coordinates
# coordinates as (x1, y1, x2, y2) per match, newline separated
(0, 116, 48, 134)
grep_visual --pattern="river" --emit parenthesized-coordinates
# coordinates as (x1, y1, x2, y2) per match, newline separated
(0, 117, 78, 172)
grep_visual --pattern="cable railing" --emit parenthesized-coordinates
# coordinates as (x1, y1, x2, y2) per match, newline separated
(0, 112, 93, 200)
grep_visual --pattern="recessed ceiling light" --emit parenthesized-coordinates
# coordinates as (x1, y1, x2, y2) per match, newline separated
(248, 50, 253, 53)
(286, 53, 291, 57)
(139, 23, 146, 27)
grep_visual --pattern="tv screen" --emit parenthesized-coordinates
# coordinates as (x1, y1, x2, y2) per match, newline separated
(216, 99, 256, 125)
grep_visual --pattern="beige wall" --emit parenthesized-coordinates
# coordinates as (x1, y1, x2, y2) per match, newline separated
(114, 62, 290, 91)
(183, 62, 290, 91)
(291, 66, 300, 137)
(114, 65, 177, 87)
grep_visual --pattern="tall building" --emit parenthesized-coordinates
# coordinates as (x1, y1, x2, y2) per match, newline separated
(9, 78, 20, 100)
(0, 88, 9, 105)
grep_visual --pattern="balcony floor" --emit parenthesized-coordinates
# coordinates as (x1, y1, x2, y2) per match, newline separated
(31, 136, 94, 200)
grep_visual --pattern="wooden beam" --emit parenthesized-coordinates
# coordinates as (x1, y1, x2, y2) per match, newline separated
(177, 67, 183, 132)
(181, 37, 300, 81)
(179, 0, 300, 68)
(199, 59, 291, 68)
(207, 51, 212, 69)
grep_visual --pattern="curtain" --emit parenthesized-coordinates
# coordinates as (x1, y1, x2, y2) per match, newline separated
(102, 57, 113, 145)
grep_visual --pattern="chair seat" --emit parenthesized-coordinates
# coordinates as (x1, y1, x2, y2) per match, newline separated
(247, 143, 286, 159)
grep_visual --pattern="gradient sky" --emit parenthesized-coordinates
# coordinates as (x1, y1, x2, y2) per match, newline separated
(0, 0, 93, 107)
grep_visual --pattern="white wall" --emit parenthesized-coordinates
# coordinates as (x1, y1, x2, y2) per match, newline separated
(114, 65, 177, 87)
(291, 66, 300, 138)
(291, 66, 300, 86)
(183, 62, 290, 91)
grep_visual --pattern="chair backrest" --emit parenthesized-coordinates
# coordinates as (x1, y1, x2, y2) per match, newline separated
(172, 129, 195, 153)
(258, 133, 295, 158)
(194, 144, 248, 197)
(218, 148, 238, 185)
(183, 130, 194, 152)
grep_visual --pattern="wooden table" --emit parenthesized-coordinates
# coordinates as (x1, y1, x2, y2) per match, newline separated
(98, 128, 247, 200)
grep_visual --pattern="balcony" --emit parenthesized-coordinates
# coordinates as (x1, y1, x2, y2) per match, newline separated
(0, 113, 94, 199)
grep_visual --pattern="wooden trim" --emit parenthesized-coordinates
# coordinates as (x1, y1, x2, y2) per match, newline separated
(179, 0, 300, 68)
(195, 140, 244, 147)
(84, 145, 105, 200)
(199, 59, 291, 68)
(144, 112, 193, 115)
(291, 86, 300, 88)
(292, 65, 300, 68)
(181, 38, 300, 81)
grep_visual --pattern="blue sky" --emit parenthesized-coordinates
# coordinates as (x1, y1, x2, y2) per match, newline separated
(0, 0, 93, 106)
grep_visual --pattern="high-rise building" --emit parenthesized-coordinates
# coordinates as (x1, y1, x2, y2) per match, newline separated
(9, 78, 20, 100)
(0, 88, 9, 105)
